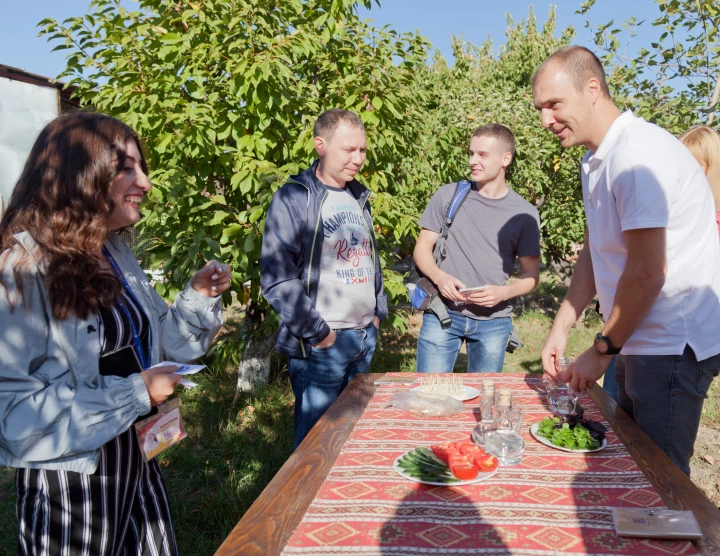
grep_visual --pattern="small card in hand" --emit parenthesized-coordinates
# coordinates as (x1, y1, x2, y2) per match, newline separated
(612, 507, 703, 540)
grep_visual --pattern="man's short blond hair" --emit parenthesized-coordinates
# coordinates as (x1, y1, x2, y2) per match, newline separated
(533, 46, 611, 98)
(313, 109, 365, 141)
(471, 124, 516, 166)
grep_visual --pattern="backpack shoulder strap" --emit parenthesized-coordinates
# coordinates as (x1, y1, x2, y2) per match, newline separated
(445, 180, 472, 226)
(436, 180, 473, 262)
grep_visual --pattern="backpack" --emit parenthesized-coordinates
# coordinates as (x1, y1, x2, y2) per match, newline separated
(405, 180, 473, 329)
(405, 180, 524, 353)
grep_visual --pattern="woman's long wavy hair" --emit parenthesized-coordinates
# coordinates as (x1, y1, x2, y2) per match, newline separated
(0, 112, 148, 320)
(680, 125, 720, 211)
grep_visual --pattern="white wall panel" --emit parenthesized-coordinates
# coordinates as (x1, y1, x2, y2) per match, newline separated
(0, 77, 58, 208)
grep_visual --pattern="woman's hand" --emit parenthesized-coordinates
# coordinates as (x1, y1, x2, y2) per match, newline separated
(141, 365, 182, 406)
(190, 260, 232, 297)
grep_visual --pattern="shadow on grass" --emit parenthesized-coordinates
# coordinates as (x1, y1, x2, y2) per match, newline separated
(520, 357, 543, 374)
(162, 371, 294, 555)
(369, 322, 418, 373)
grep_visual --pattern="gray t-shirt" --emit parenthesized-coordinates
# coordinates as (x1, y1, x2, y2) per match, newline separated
(315, 187, 376, 329)
(419, 183, 541, 319)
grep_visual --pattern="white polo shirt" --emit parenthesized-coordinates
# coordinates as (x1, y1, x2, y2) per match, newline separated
(582, 111, 720, 359)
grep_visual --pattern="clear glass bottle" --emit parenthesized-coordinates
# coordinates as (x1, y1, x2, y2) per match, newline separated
(547, 357, 579, 415)
(485, 404, 525, 465)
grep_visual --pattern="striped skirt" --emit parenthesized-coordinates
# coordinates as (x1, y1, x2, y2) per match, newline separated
(16, 428, 178, 556)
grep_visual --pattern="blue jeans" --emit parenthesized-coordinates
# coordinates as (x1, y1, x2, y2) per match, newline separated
(289, 323, 377, 449)
(416, 311, 512, 374)
(614, 345, 720, 475)
(602, 356, 618, 401)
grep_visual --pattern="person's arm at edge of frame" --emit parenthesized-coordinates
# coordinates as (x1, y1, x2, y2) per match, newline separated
(561, 227, 666, 392)
(541, 228, 598, 381)
(260, 186, 335, 348)
(412, 228, 467, 303)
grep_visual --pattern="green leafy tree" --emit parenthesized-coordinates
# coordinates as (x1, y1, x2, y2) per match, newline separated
(579, 0, 720, 133)
(41, 0, 431, 382)
(408, 8, 585, 284)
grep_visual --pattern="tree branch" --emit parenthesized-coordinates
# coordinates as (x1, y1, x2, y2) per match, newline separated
(707, 72, 720, 125)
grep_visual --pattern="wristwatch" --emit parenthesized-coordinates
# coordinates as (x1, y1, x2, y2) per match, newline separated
(594, 333, 622, 355)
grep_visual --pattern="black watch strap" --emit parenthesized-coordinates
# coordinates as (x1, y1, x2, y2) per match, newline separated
(594, 333, 622, 355)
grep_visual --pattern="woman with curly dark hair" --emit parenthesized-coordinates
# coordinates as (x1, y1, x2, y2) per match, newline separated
(0, 112, 230, 555)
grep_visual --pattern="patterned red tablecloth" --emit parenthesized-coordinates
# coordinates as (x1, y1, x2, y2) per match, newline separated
(280, 373, 697, 555)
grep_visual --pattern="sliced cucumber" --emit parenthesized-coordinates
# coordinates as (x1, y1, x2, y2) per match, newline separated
(397, 449, 461, 483)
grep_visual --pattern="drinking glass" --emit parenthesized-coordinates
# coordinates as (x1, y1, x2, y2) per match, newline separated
(471, 417, 499, 447)
(483, 404, 525, 465)
(481, 402, 498, 422)
(547, 357, 580, 415)
(536, 373, 552, 394)
(497, 403, 523, 433)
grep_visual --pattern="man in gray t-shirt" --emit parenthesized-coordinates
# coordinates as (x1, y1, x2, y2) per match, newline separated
(414, 124, 541, 374)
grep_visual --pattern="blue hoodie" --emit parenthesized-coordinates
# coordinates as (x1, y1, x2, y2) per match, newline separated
(261, 160, 388, 358)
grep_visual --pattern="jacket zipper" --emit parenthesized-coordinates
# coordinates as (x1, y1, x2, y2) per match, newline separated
(307, 189, 328, 296)
(288, 178, 328, 357)
(359, 192, 377, 269)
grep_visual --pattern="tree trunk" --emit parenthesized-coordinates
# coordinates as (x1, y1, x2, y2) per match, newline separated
(234, 301, 276, 397)
(547, 242, 584, 287)
(235, 332, 276, 393)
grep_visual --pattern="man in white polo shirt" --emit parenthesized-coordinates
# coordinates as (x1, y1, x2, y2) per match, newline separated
(532, 45, 720, 475)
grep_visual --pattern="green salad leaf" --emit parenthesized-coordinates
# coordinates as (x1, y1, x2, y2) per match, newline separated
(536, 416, 601, 450)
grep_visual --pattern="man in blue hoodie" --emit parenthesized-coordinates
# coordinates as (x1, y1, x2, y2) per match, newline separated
(261, 109, 388, 448)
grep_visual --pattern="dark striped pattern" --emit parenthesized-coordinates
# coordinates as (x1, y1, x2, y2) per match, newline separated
(16, 429, 177, 556)
(97, 292, 150, 358)
(15, 289, 175, 555)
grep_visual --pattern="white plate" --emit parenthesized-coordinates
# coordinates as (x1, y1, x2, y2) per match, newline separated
(530, 423, 607, 453)
(393, 454, 498, 486)
(411, 385, 480, 402)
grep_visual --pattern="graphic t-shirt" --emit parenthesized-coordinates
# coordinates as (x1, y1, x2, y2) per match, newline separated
(315, 186, 376, 329)
(419, 184, 541, 319)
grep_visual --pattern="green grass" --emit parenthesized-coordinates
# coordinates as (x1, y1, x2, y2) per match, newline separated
(0, 288, 716, 555)
(702, 377, 720, 428)
(162, 375, 295, 555)
(0, 373, 295, 556)
(0, 471, 14, 555)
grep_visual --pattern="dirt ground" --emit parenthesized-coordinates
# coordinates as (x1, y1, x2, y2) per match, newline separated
(690, 425, 720, 506)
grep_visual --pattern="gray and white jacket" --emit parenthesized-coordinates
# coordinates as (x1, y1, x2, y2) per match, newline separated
(0, 232, 223, 473)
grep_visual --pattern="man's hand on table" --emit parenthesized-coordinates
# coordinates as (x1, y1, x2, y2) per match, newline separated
(559, 347, 614, 393)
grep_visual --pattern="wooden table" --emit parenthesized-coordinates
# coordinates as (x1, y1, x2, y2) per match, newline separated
(216, 373, 720, 556)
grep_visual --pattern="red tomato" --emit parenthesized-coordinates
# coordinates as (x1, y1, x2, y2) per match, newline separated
(449, 463, 479, 480)
(474, 454, 499, 472)
(458, 443, 485, 457)
(447, 453, 472, 467)
(431, 443, 459, 463)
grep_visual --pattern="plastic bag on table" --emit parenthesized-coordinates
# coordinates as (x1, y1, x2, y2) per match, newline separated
(387, 390, 464, 417)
